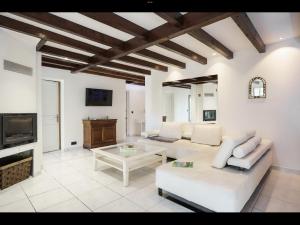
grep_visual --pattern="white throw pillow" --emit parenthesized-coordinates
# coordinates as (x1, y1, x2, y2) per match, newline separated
(233, 136, 261, 158)
(211, 131, 256, 169)
(191, 125, 222, 146)
(159, 122, 182, 139)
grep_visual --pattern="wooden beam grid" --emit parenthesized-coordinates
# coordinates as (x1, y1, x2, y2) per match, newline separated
(73, 12, 232, 73)
(0, 12, 263, 83)
(41, 55, 145, 83)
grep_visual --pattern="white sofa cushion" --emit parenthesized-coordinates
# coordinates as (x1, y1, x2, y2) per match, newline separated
(233, 136, 261, 158)
(182, 123, 193, 139)
(159, 122, 182, 139)
(211, 131, 256, 169)
(191, 124, 222, 146)
(141, 130, 159, 138)
(227, 139, 272, 169)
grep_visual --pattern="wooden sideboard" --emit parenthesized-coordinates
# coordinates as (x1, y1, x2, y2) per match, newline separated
(83, 119, 117, 149)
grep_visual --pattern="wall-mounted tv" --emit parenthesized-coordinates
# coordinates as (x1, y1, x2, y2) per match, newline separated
(85, 88, 113, 106)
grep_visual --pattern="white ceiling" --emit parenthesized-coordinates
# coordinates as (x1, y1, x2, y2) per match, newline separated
(1, 12, 299, 72)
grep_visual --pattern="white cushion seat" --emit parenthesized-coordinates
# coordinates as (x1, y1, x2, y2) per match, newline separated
(156, 139, 273, 212)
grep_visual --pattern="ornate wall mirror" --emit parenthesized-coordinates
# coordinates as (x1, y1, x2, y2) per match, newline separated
(249, 77, 266, 99)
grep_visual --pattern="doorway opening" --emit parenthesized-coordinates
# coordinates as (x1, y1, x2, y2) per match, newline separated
(42, 79, 63, 153)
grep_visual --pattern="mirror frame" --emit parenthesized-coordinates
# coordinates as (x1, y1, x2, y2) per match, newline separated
(248, 77, 266, 99)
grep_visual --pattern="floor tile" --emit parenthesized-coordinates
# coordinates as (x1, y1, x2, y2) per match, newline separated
(94, 197, 145, 212)
(54, 172, 88, 186)
(64, 178, 103, 196)
(77, 186, 121, 210)
(125, 184, 164, 210)
(82, 170, 120, 185)
(255, 195, 289, 212)
(0, 198, 35, 212)
(21, 175, 61, 197)
(41, 198, 91, 212)
(147, 199, 193, 212)
(29, 187, 74, 211)
(106, 180, 142, 196)
(0, 185, 27, 207)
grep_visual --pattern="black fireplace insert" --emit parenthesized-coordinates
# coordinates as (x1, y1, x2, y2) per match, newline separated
(0, 113, 37, 150)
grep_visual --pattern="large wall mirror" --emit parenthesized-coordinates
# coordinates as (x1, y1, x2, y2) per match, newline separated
(249, 77, 266, 99)
(162, 75, 218, 123)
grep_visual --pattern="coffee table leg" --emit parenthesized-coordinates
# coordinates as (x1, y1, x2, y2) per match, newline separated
(123, 161, 129, 187)
(93, 152, 97, 171)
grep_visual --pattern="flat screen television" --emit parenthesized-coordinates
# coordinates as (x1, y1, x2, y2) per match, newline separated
(85, 88, 113, 106)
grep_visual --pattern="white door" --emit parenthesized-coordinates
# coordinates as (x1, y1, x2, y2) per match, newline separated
(42, 80, 60, 152)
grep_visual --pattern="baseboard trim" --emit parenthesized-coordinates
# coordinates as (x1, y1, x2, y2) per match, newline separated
(271, 165, 300, 175)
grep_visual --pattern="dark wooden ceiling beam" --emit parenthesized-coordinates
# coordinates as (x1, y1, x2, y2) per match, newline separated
(42, 55, 145, 82)
(40, 45, 91, 62)
(36, 36, 47, 51)
(156, 12, 233, 59)
(188, 29, 233, 59)
(103, 61, 150, 75)
(119, 56, 168, 72)
(14, 12, 123, 48)
(158, 41, 207, 64)
(136, 49, 185, 69)
(162, 75, 218, 86)
(0, 15, 107, 56)
(39, 45, 151, 75)
(80, 12, 147, 38)
(231, 13, 265, 53)
(156, 12, 183, 26)
(42, 62, 75, 70)
(73, 12, 232, 73)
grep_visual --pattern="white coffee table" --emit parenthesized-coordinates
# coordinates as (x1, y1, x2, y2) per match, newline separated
(92, 142, 167, 186)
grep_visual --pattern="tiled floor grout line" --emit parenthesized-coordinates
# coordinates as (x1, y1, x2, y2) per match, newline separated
(41, 172, 94, 212)
(19, 184, 37, 212)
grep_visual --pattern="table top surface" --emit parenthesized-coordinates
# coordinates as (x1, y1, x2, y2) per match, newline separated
(92, 142, 166, 160)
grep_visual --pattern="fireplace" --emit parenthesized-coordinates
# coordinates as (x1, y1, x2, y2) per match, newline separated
(0, 113, 37, 150)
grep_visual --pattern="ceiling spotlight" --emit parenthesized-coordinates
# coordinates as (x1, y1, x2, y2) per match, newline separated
(279, 37, 284, 40)
(212, 52, 217, 56)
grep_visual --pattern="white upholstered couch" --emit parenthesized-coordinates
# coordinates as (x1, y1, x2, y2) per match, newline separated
(138, 122, 273, 212)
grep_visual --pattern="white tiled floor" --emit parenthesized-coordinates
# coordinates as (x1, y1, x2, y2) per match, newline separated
(1, 136, 300, 212)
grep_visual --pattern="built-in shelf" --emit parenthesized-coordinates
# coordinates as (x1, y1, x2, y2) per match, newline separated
(0, 143, 37, 159)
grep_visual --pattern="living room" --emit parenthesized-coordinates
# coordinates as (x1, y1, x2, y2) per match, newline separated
(0, 10, 300, 214)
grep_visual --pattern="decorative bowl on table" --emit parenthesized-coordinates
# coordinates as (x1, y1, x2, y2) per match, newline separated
(119, 144, 137, 152)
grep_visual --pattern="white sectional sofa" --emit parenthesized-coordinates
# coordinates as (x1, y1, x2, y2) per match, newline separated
(139, 122, 273, 212)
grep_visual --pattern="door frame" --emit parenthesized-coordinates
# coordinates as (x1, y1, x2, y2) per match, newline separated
(42, 78, 65, 151)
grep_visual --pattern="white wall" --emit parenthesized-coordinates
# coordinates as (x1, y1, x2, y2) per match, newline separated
(0, 29, 37, 113)
(145, 37, 300, 171)
(42, 67, 127, 149)
(145, 71, 164, 131)
(202, 83, 218, 110)
(126, 84, 145, 136)
(0, 29, 42, 175)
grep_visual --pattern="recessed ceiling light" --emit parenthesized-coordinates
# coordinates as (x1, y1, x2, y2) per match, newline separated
(212, 52, 217, 56)
(279, 37, 284, 40)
